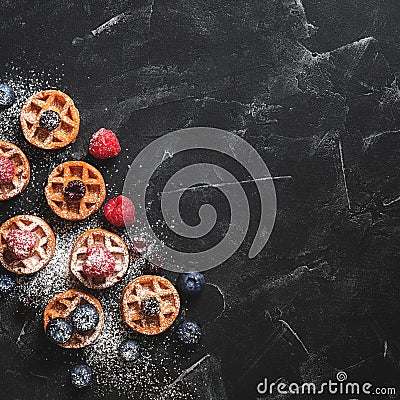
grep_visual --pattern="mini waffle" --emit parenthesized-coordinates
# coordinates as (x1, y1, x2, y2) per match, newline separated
(0, 215, 55, 274)
(20, 90, 80, 149)
(45, 161, 106, 221)
(70, 228, 129, 290)
(121, 275, 180, 335)
(0, 141, 30, 201)
(43, 289, 104, 349)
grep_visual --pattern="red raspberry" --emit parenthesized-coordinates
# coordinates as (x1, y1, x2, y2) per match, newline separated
(130, 237, 148, 257)
(89, 128, 121, 159)
(83, 245, 116, 278)
(0, 156, 15, 184)
(104, 195, 135, 227)
(6, 230, 38, 260)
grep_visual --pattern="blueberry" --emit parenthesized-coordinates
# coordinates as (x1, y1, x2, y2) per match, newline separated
(46, 318, 73, 344)
(70, 364, 92, 389)
(118, 339, 140, 362)
(140, 296, 160, 316)
(71, 304, 99, 333)
(64, 180, 86, 200)
(176, 320, 202, 345)
(176, 272, 205, 295)
(0, 83, 16, 109)
(39, 110, 61, 131)
(0, 275, 14, 296)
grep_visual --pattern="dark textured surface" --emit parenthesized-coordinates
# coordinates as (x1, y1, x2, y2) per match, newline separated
(1, 1, 400, 399)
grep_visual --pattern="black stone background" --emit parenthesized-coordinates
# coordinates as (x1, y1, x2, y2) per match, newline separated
(1, 0, 400, 399)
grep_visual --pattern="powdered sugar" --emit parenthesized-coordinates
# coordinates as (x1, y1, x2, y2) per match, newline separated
(1, 66, 196, 399)
(0, 65, 62, 143)
(83, 245, 116, 278)
(0, 155, 15, 183)
(5, 229, 37, 260)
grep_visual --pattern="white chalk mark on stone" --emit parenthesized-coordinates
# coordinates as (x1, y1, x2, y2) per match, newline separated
(338, 140, 352, 210)
(206, 282, 226, 322)
(91, 12, 129, 37)
(148, 0, 155, 33)
(162, 354, 211, 391)
(162, 176, 293, 195)
(16, 318, 29, 345)
(278, 319, 310, 355)
(384, 194, 400, 207)
(162, 149, 174, 161)
(310, 131, 335, 155)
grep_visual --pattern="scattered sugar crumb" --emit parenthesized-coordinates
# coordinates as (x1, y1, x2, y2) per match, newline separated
(1, 66, 197, 399)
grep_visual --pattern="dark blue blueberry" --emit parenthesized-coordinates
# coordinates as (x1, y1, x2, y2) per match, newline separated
(0, 83, 16, 109)
(39, 110, 60, 131)
(176, 272, 205, 295)
(0, 275, 14, 296)
(140, 296, 160, 316)
(70, 364, 92, 389)
(64, 180, 86, 200)
(71, 304, 99, 333)
(118, 339, 140, 362)
(176, 320, 202, 345)
(46, 318, 73, 344)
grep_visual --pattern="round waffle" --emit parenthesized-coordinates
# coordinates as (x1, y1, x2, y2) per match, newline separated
(45, 161, 106, 221)
(20, 90, 80, 149)
(70, 228, 129, 290)
(121, 275, 180, 335)
(0, 141, 30, 201)
(0, 215, 55, 274)
(43, 289, 104, 349)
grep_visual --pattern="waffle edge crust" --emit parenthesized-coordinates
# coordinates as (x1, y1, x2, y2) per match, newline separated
(121, 275, 180, 335)
(0, 215, 55, 274)
(20, 90, 80, 150)
(43, 289, 104, 349)
(45, 161, 106, 221)
(70, 228, 129, 290)
(0, 141, 30, 201)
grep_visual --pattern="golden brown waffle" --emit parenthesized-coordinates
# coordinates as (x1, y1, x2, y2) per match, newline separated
(0, 215, 55, 274)
(121, 275, 180, 335)
(20, 90, 80, 149)
(45, 161, 106, 221)
(0, 141, 30, 201)
(43, 289, 104, 349)
(70, 228, 129, 290)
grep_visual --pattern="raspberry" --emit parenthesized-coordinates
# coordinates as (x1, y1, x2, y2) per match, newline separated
(6, 230, 38, 260)
(83, 245, 116, 278)
(0, 156, 15, 184)
(89, 128, 121, 159)
(130, 237, 148, 257)
(104, 195, 135, 227)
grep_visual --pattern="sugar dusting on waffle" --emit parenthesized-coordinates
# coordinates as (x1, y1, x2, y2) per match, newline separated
(0, 65, 62, 142)
(0, 66, 195, 399)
